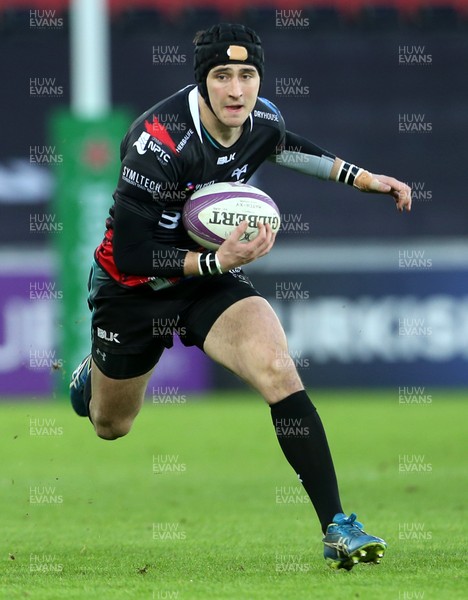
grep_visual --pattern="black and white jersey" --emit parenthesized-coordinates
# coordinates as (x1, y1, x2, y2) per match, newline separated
(95, 84, 334, 287)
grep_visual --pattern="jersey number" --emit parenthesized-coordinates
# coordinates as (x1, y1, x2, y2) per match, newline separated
(159, 210, 181, 229)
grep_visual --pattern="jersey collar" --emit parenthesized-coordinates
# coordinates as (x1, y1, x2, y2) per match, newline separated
(188, 86, 254, 146)
(188, 86, 203, 144)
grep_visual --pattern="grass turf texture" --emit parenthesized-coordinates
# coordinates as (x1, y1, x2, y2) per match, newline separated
(1, 391, 466, 600)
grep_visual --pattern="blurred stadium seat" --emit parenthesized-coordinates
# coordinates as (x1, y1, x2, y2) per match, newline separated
(112, 7, 164, 34)
(1, 1, 468, 24)
(414, 5, 463, 30)
(239, 7, 277, 34)
(176, 7, 225, 32)
(303, 7, 343, 31)
(355, 6, 402, 31)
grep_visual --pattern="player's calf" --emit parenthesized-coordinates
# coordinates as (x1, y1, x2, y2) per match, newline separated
(89, 387, 144, 441)
(91, 411, 134, 440)
(87, 360, 151, 439)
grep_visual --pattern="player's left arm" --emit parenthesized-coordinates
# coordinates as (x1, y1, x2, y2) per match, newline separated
(273, 130, 412, 212)
(330, 158, 412, 212)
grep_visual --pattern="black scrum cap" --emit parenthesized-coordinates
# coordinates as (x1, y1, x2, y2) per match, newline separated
(193, 23, 264, 107)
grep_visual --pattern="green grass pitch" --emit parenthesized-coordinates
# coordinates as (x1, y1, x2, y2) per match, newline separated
(1, 390, 466, 599)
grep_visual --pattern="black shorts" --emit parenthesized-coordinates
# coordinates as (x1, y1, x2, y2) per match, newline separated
(87, 261, 261, 379)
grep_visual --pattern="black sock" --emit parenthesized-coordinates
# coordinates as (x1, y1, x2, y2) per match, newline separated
(83, 372, 92, 419)
(70, 369, 91, 418)
(270, 390, 343, 533)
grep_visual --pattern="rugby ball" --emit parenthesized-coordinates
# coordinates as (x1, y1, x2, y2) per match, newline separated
(182, 182, 281, 250)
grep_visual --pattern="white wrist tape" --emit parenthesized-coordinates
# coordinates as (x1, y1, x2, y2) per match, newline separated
(335, 162, 364, 186)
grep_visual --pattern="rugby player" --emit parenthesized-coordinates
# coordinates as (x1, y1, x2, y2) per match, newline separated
(70, 23, 411, 570)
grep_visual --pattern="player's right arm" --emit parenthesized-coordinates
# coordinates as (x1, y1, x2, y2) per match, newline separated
(112, 135, 274, 279)
(183, 221, 276, 275)
(113, 186, 275, 279)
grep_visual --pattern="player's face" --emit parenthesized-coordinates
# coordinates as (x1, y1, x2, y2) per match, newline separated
(206, 64, 260, 128)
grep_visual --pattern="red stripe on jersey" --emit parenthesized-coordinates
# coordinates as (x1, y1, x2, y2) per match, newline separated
(144, 115, 177, 154)
(95, 229, 181, 288)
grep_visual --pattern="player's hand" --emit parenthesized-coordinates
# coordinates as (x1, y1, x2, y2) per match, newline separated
(354, 171, 412, 212)
(216, 221, 276, 271)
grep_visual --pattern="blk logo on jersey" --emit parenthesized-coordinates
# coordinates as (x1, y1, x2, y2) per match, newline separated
(217, 153, 236, 165)
(232, 164, 248, 180)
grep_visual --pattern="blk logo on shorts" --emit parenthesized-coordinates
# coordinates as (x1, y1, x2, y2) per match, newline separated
(97, 327, 120, 344)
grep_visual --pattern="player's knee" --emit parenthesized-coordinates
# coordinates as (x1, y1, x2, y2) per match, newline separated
(259, 349, 302, 398)
(93, 415, 133, 440)
(270, 349, 297, 379)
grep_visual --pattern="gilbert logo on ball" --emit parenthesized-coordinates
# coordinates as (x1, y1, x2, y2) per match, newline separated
(182, 182, 281, 250)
